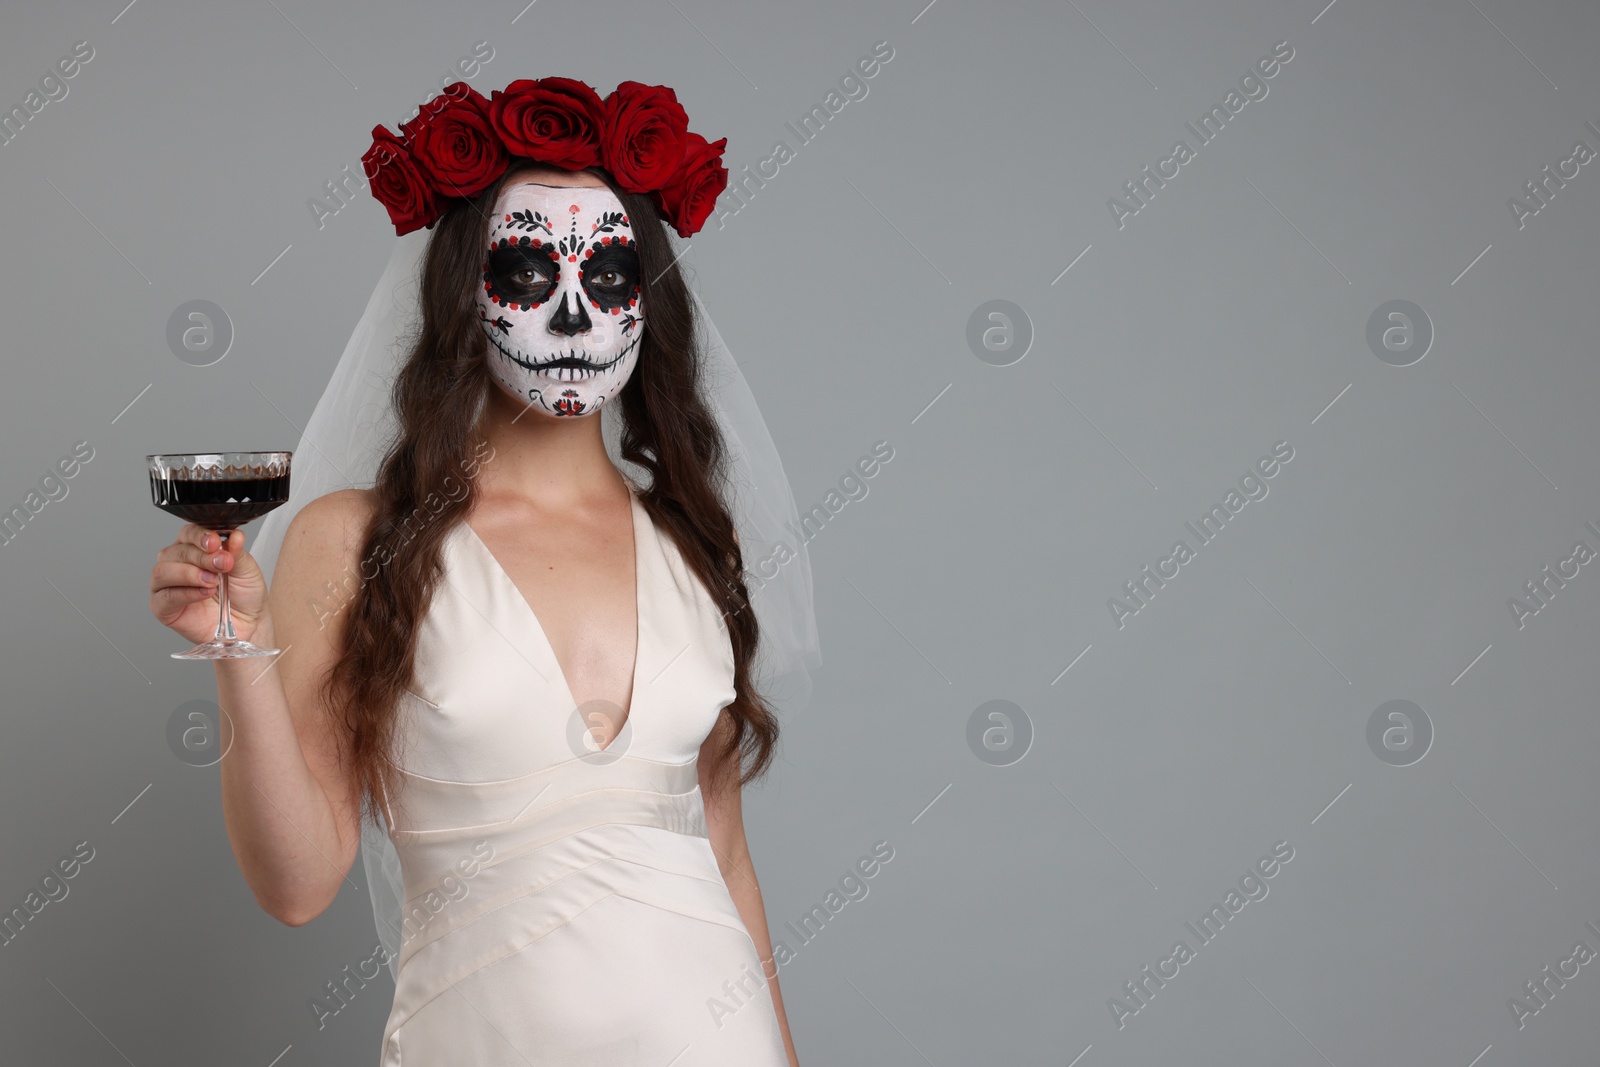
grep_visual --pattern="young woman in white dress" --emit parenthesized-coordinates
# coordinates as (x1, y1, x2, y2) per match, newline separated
(148, 78, 806, 1066)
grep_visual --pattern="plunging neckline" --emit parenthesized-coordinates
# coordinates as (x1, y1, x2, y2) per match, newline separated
(457, 485, 646, 752)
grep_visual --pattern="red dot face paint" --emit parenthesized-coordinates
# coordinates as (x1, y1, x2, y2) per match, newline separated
(475, 180, 645, 420)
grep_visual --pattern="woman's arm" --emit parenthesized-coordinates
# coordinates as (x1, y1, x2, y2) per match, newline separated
(698, 717, 800, 1067)
(217, 489, 374, 925)
(155, 489, 371, 925)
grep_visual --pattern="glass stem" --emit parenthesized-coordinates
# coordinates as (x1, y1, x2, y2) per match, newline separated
(212, 529, 238, 644)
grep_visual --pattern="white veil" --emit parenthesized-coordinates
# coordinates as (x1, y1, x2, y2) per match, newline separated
(250, 227, 820, 980)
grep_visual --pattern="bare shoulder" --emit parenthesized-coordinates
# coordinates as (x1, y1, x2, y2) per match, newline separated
(283, 488, 376, 556)
(270, 488, 378, 640)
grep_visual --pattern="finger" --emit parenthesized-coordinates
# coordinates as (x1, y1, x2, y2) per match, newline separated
(157, 540, 206, 565)
(161, 543, 232, 573)
(151, 585, 217, 615)
(180, 524, 223, 553)
(150, 561, 215, 593)
(224, 541, 261, 580)
(150, 561, 218, 592)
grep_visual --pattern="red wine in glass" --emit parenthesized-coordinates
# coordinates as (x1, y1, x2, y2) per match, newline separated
(149, 452, 291, 659)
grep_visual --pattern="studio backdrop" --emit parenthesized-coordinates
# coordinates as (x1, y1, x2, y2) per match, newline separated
(1, 0, 1598, 1063)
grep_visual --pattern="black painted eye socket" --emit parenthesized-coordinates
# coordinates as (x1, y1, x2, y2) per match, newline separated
(486, 243, 558, 305)
(581, 246, 640, 311)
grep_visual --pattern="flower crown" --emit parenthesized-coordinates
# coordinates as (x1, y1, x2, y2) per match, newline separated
(362, 77, 729, 239)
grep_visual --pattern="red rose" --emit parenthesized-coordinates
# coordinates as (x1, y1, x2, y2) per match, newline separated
(655, 132, 728, 237)
(490, 77, 604, 169)
(400, 82, 508, 198)
(600, 81, 690, 193)
(362, 126, 437, 236)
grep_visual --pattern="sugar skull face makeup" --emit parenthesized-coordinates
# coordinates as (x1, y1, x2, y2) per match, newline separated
(476, 180, 644, 418)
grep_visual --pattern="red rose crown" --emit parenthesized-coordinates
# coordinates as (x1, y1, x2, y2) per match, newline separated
(362, 76, 728, 238)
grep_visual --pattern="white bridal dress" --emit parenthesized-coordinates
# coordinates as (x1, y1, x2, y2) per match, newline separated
(374, 483, 789, 1065)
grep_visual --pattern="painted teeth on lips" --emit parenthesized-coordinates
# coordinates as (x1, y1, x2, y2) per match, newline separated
(531, 351, 621, 373)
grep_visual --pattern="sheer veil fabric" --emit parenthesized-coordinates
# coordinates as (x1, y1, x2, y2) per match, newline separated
(251, 228, 820, 979)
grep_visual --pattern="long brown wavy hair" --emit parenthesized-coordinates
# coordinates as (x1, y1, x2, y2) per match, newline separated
(323, 161, 777, 824)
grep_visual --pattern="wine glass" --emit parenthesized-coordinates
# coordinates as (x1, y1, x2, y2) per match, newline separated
(148, 451, 292, 659)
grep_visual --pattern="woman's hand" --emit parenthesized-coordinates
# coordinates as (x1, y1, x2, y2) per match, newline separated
(149, 525, 271, 645)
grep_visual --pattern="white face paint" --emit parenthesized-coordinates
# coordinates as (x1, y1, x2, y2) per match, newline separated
(476, 181, 644, 418)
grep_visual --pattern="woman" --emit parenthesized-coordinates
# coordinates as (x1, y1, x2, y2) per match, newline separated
(148, 78, 811, 1065)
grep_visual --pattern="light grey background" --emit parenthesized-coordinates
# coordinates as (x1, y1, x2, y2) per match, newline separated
(2, 0, 1597, 1063)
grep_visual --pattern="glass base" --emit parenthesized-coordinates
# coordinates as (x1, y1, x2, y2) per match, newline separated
(171, 638, 280, 660)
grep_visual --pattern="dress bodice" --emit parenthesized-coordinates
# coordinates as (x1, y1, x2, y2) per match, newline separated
(390, 487, 734, 783)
